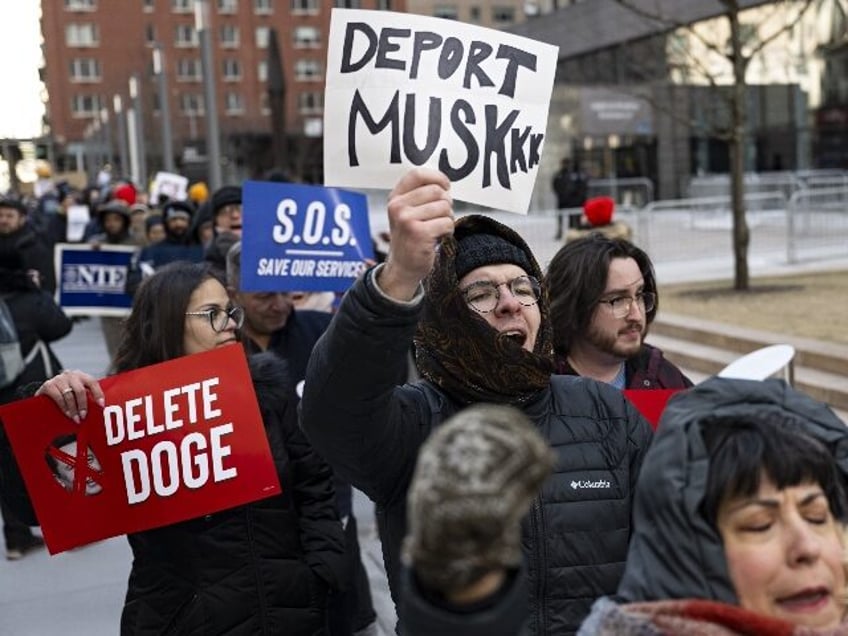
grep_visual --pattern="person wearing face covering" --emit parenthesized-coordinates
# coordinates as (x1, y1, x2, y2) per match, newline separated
(301, 168, 653, 635)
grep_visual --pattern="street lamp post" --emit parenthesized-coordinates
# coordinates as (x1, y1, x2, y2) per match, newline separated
(99, 107, 112, 170)
(153, 43, 176, 172)
(129, 74, 148, 189)
(195, 0, 222, 189)
(113, 95, 130, 179)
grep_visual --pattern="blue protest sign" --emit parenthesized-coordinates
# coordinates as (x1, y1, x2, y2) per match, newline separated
(240, 181, 373, 292)
(54, 244, 135, 316)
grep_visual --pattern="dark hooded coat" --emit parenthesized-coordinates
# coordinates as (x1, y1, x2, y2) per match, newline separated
(615, 375, 848, 605)
(302, 214, 653, 635)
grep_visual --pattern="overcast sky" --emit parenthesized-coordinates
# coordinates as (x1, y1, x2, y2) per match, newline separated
(0, 3, 45, 139)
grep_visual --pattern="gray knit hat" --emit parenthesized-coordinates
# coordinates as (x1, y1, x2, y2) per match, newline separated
(454, 233, 533, 280)
(403, 404, 554, 594)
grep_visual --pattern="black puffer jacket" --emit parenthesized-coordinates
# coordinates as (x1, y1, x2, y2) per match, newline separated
(616, 376, 848, 605)
(302, 271, 653, 635)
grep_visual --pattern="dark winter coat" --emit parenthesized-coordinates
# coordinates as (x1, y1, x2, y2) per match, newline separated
(616, 376, 848, 605)
(0, 270, 72, 405)
(119, 353, 345, 635)
(301, 270, 653, 635)
(400, 565, 529, 636)
(556, 343, 693, 390)
(0, 224, 57, 293)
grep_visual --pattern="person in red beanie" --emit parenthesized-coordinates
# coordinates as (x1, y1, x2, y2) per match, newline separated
(112, 182, 137, 206)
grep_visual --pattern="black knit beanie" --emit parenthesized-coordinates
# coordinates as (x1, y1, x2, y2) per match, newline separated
(454, 233, 533, 280)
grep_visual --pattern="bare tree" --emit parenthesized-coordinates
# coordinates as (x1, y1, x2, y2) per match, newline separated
(616, 0, 815, 290)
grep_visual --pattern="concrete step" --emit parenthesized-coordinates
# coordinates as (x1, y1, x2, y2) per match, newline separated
(652, 313, 848, 378)
(648, 332, 848, 412)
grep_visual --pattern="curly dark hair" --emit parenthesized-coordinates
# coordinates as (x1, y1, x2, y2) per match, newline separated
(544, 233, 657, 357)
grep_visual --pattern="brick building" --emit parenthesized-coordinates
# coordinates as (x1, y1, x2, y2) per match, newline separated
(41, 0, 407, 185)
(40, 0, 541, 186)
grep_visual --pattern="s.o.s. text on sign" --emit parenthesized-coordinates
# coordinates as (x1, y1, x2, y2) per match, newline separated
(323, 9, 559, 215)
(240, 180, 373, 293)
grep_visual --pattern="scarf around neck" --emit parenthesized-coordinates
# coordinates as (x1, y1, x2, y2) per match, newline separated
(413, 215, 554, 405)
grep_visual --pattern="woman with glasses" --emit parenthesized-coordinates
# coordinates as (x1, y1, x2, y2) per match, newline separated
(34, 262, 346, 635)
(545, 233, 692, 390)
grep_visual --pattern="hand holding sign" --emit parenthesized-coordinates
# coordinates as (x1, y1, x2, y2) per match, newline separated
(380, 168, 454, 301)
(37, 368, 105, 424)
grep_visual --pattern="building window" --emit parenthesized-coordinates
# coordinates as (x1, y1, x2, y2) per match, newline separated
(260, 92, 270, 115)
(217, 0, 238, 13)
(220, 24, 239, 47)
(180, 93, 205, 115)
(376, 0, 391, 9)
(69, 58, 102, 82)
(334, 0, 361, 7)
(295, 59, 321, 81)
(491, 5, 515, 24)
(71, 93, 102, 117)
(177, 58, 202, 81)
(257, 60, 268, 82)
(225, 92, 244, 114)
(469, 5, 480, 21)
(254, 0, 272, 13)
(175, 24, 198, 47)
(65, 23, 99, 47)
(172, 0, 193, 12)
(255, 26, 270, 48)
(222, 58, 242, 80)
(433, 5, 458, 19)
(298, 91, 323, 114)
(144, 0, 154, 12)
(294, 26, 320, 48)
(145, 24, 156, 44)
(291, 0, 318, 14)
(64, 0, 96, 11)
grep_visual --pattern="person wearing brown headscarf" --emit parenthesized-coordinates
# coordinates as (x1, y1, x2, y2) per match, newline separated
(301, 168, 653, 635)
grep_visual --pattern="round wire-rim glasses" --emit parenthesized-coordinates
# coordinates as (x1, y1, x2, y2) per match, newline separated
(461, 276, 541, 314)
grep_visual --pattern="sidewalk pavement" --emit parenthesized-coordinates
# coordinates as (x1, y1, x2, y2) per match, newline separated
(0, 317, 397, 636)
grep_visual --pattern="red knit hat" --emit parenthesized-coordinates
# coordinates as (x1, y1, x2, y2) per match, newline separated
(113, 183, 137, 206)
(583, 196, 614, 227)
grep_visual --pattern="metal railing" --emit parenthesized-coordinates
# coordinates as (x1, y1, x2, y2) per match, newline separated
(362, 178, 846, 272)
(786, 186, 848, 263)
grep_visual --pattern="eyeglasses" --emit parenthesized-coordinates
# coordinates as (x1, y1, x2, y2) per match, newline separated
(462, 276, 541, 314)
(598, 291, 656, 319)
(185, 305, 245, 332)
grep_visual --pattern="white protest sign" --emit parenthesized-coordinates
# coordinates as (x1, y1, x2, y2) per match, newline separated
(324, 9, 559, 215)
(66, 204, 91, 242)
(150, 171, 189, 204)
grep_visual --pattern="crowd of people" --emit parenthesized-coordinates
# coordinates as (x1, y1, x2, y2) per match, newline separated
(0, 164, 845, 636)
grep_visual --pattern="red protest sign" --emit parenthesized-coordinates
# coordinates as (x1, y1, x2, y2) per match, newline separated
(0, 344, 281, 554)
(623, 388, 683, 430)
